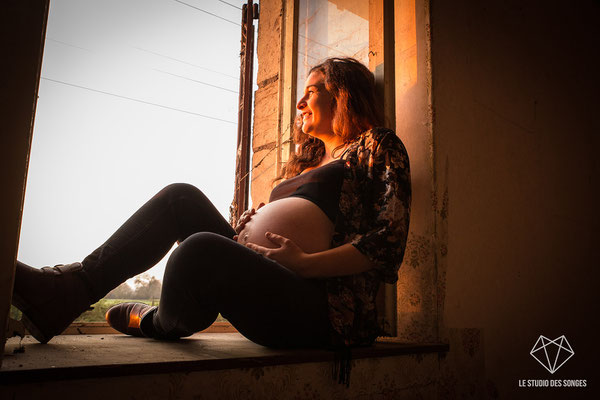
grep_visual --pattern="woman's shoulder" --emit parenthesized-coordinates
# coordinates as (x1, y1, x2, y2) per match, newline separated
(360, 127, 407, 153)
(365, 126, 395, 138)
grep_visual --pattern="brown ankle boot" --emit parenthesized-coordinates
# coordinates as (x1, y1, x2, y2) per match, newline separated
(12, 261, 96, 344)
(105, 302, 156, 337)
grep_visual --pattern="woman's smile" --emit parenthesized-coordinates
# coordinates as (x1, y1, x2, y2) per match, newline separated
(296, 71, 334, 136)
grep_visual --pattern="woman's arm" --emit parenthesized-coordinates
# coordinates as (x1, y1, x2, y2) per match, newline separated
(347, 130, 412, 283)
(245, 232, 374, 278)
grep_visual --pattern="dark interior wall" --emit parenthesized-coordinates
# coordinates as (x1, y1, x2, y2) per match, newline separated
(0, 0, 49, 365)
(431, 0, 599, 397)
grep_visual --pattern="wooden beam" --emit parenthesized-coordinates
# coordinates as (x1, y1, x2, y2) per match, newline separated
(232, 1, 259, 224)
(277, 0, 299, 175)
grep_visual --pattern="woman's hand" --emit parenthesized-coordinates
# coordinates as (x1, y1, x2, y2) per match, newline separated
(245, 232, 308, 274)
(233, 202, 265, 241)
(247, 235, 376, 278)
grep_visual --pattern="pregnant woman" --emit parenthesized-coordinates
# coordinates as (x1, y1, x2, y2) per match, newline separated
(12, 57, 411, 384)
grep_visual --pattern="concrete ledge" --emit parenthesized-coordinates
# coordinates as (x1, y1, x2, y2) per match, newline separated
(2, 333, 448, 384)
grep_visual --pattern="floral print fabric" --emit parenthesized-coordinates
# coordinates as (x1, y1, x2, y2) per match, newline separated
(326, 127, 411, 346)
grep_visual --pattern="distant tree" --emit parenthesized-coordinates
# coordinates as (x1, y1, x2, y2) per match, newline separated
(104, 273, 162, 300)
(132, 273, 162, 300)
(105, 282, 134, 299)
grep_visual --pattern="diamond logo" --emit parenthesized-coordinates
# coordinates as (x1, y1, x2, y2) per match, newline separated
(530, 335, 574, 374)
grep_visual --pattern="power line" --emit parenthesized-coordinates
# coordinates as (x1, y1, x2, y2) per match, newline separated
(41, 77, 237, 125)
(154, 69, 238, 94)
(46, 38, 92, 53)
(46, 38, 239, 81)
(298, 51, 319, 63)
(298, 34, 347, 57)
(173, 0, 240, 26)
(133, 46, 239, 80)
(217, 0, 242, 10)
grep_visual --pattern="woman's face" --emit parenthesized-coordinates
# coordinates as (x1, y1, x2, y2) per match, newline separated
(296, 71, 335, 137)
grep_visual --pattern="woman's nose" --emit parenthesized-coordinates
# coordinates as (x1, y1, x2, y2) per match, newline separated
(296, 96, 307, 111)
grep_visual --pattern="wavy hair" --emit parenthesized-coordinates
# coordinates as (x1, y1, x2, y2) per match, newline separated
(279, 57, 383, 179)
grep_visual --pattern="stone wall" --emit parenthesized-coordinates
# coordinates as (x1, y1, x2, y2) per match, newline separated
(250, 0, 284, 205)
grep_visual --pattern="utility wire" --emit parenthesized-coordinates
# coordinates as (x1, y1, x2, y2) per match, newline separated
(133, 46, 239, 80)
(298, 34, 347, 57)
(217, 0, 242, 10)
(154, 69, 238, 93)
(173, 0, 240, 26)
(46, 38, 238, 81)
(47, 38, 93, 53)
(41, 77, 236, 124)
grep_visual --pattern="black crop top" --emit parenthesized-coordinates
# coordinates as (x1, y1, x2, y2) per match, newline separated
(269, 159, 345, 222)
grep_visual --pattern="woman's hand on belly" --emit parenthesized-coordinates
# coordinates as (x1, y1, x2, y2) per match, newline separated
(232, 202, 265, 241)
(235, 197, 334, 253)
(245, 232, 308, 273)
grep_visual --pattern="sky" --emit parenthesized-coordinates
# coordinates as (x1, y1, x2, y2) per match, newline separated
(18, 0, 252, 287)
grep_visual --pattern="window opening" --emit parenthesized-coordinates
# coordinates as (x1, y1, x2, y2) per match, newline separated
(296, 0, 369, 102)
(16, 0, 242, 325)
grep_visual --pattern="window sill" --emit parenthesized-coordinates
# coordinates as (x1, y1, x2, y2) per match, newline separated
(1, 333, 448, 384)
(62, 321, 237, 335)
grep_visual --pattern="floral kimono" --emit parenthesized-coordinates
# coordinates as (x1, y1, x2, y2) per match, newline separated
(325, 127, 411, 372)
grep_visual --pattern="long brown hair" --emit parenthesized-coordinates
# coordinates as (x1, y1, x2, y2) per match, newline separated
(279, 57, 383, 179)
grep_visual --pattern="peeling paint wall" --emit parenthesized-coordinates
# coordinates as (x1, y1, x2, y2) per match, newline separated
(394, 0, 438, 344)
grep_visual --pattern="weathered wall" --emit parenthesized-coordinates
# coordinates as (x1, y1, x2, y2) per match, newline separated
(0, 0, 49, 366)
(252, 0, 599, 397)
(430, 0, 599, 398)
(394, 0, 439, 344)
(395, 2, 486, 397)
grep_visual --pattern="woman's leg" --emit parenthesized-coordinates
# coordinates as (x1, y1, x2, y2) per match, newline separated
(81, 183, 236, 301)
(13, 183, 235, 343)
(150, 232, 331, 348)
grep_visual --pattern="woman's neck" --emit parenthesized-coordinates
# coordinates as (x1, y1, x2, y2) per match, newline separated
(314, 132, 346, 165)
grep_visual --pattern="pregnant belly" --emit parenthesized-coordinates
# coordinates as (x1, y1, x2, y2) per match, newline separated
(237, 197, 334, 254)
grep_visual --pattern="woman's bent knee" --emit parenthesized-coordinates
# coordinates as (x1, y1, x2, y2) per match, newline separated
(179, 232, 233, 251)
(169, 233, 234, 271)
(160, 183, 202, 199)
(163, 233, 241, 300)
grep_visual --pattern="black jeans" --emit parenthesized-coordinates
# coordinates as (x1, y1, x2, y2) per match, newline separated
(81, 183, 331, 348)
